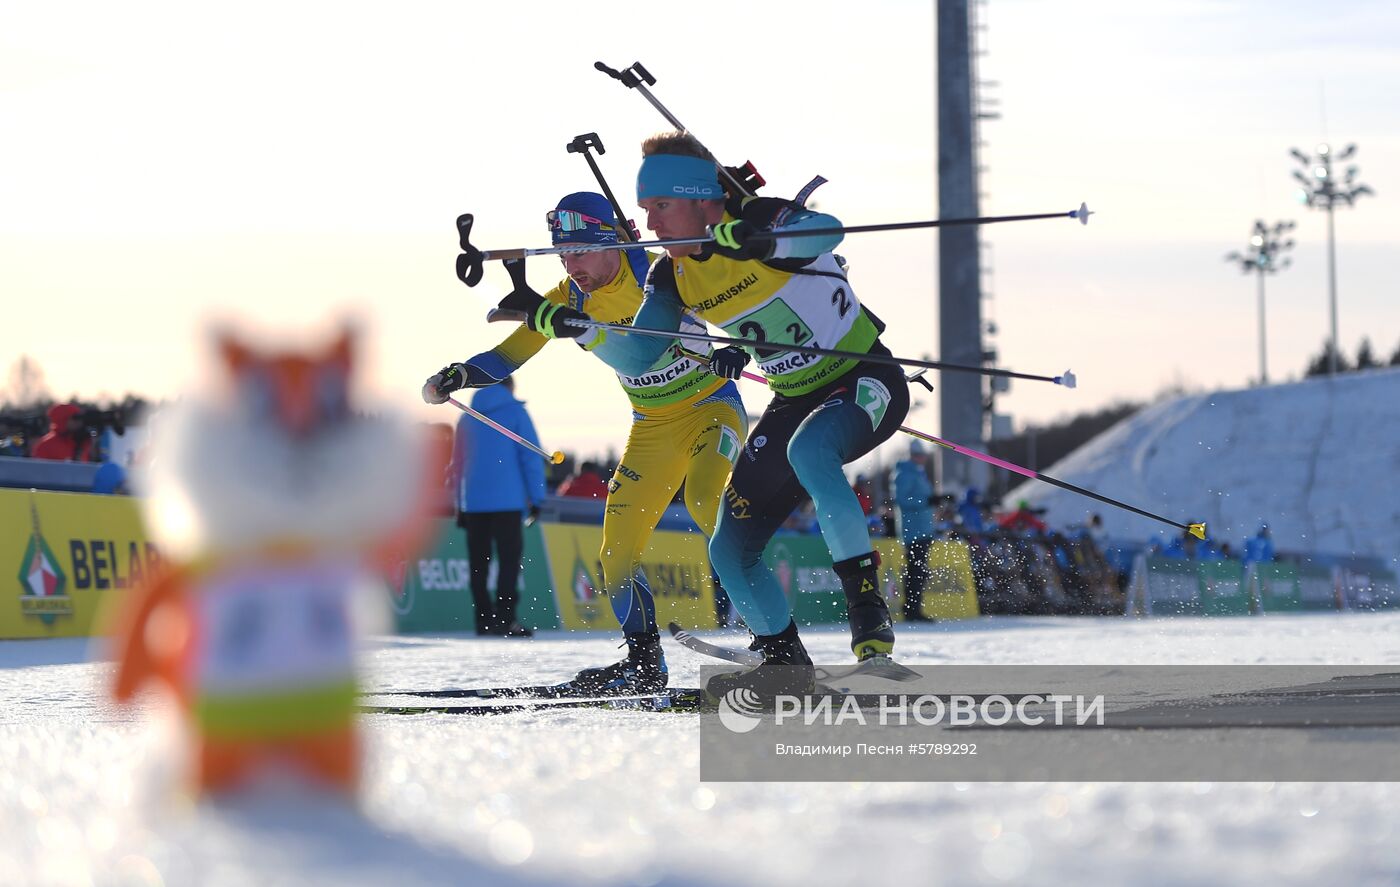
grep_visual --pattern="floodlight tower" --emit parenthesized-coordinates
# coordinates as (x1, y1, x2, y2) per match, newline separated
(1289, 143, 1374, 375)
(1225, 220, 1295, 385)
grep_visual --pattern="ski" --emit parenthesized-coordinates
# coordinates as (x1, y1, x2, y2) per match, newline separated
(666, 622, 923, 683)
(366, 625, 927, 705)
(361, 687, 710, 716)
(363, 683, 583, 700)
(362, 687, 1049, 717)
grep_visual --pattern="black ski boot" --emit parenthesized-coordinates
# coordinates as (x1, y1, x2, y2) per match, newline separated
(834, 551, 896, 660)
(570, 630, 668, 696)
(705, 620, 816, 704)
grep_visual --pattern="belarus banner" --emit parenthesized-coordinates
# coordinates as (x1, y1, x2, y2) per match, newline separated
(1, 488, 159, 639)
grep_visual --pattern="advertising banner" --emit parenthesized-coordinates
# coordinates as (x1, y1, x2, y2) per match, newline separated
(901, 539, 980, 620)
(1135, 558, 1328, 617)
(1128, 556, 1200, 615)
(1198, 560, 1249, 616)
(1249, 563, 1302, 613)
(541, 524, 718, 631)
(390, 518, 558, 634)
(1, 488, 158, 639)
(1297, 563, 1341, 610)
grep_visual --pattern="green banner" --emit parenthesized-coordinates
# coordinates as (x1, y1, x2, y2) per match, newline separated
(1252, 563, 1302, 613)
(1198, 560, 1248, 616)
(391, 518, 559, 633)
(1135, 557, 1201, 615)
(763, 536, 846, 626)
(1297, 564, 1339, 611)
(1137, 558, 1311, 617)
(761, 536, 910, 626)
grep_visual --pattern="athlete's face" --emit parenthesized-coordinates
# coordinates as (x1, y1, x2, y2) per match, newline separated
(559, 248, 620, 293)
(638, 196, 724, 257)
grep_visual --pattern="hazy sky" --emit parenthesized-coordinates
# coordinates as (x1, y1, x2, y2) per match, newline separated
(4, 0, 1397, 466)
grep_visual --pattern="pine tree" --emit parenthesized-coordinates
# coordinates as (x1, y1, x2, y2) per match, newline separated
(1356, 338, 1378, 370)
(1390, 341, 1400, 367)
(1304, 340, 1353, 377)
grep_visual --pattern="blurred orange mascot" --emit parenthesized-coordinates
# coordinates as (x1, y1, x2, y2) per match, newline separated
(111, 326, 440, 796)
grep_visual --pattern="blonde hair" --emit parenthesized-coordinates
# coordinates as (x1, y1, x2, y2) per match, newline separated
(640, 130, 716, 162)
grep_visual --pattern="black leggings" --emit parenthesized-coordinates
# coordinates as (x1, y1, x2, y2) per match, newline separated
(708, 350, 911, 636)
(904, 537, 932, 615)
(460, 511, 523, 630)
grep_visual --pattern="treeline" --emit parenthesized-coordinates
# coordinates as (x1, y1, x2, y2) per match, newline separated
(988, 401, 1144, 498)
(1303, 337, 1400, 377)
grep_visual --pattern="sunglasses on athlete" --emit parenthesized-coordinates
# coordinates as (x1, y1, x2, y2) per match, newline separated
(545, 209, 614, 233)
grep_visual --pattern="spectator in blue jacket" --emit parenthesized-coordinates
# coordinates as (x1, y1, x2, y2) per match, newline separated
(892, 441, 937, 621)
(1196, 538, 1225, 561)
(1159, 534, 1188, 559)
(1243, 524, 1275, 564)
(957, 488, 985, 533)
(452, 378, 547, 637)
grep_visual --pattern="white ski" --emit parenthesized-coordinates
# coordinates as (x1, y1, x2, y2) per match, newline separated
(667, 622, 922, 683)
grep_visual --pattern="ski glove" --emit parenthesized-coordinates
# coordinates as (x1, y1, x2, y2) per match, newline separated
(422, 362, 507, 403)
(710, 220, 775, 261)
(528, 302, 591, 340)
(709, 346, 751, 380)
(422, 363, 470, 404)
(495, 264, 590, 340)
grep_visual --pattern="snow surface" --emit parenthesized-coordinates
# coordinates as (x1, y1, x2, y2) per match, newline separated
(1007, 367, 1400, 564)
(4, 617, 1400, 887)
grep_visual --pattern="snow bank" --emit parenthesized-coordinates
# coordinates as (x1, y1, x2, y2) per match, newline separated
(1011, 368, 1400, 563)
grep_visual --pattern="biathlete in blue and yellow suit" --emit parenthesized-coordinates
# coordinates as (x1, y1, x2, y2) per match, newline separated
(513, 135, 911, 700)
(424, 192, 747, 695)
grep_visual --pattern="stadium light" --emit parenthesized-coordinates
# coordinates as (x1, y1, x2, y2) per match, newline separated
(1289, 142, 1374, 375)
(1225, 220, 1295, 385)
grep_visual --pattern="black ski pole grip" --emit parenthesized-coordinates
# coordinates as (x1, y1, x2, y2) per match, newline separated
(503, 257, 530, 289)
(455, 214, 483, 287)
(455, 253, 483, 288)
(456, 213, 475, 251)
(567, 132, 605, 155)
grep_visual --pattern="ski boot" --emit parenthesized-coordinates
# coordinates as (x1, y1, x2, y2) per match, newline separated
(834, 551, 895, 660)
(570, 630, 668, 696)
(705, 619, 816, 705)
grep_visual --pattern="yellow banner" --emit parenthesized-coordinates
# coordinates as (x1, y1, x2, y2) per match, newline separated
(871, 539, 909, 619)
(921, 539, 981, 620)
(541, 524, 718, 632)
(1, 488, 159, 639)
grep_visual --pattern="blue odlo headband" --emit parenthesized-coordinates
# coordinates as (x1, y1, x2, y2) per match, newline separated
(637, 154, 724, 201)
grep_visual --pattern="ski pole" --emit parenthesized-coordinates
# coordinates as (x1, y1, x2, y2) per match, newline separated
(566, 132, 638, 243)
(899, 426, 1206, 539)
(487, 302, 1073, 388)
(669, 346, 1203, 539)
(446, 396, 565, 464)
(593, 60, 753, 198)
(455, 205, 1091, 287)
